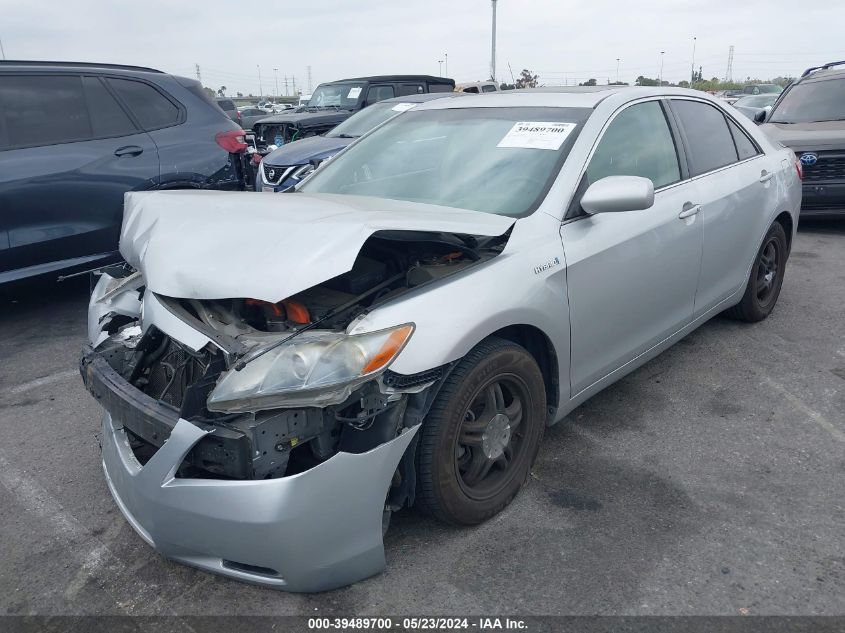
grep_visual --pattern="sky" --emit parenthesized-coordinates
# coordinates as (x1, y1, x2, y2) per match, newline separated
(2, 0, 844, 97)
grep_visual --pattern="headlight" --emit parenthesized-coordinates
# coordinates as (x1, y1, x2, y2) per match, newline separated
(207, 323, 414, 412)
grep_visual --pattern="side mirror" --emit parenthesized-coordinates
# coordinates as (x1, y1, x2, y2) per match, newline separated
(580, 176, 655, 215)
(754, 109, 767, 124)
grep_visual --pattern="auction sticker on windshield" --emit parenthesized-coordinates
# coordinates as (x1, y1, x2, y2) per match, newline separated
(497, 121, 577, 150)
(391, 102, 416, 112)
(347, 87, 362, 99)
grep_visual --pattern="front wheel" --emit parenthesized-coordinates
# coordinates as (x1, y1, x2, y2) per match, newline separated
(415, 338, 546, 525)
(725, 221, 788, 322)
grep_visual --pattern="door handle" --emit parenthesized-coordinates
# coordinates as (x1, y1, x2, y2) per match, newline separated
(678, 203, 701, 219)
(759, 170, 774, 183)
(114, 145, 143, 157)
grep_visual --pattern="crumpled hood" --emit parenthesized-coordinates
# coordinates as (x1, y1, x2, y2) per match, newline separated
(760, 121, 845, 151)
(120, 190, 515, 303)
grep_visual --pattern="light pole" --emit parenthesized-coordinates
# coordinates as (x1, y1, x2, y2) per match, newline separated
(490, 0, 497, 82)
(616, 58, 620, 83)
(444, 52, 448, 76)
(273, 68, 279, 99)
(690, 36, 697, 85)
(0, 37, 5, 61)
(257, 65, 263, 97)
(438, 59, 443, 76)
(659, 51, 665, 86)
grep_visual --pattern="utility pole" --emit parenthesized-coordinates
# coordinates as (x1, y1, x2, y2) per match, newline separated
(616, 58, 620, 83)
(307, 66, 313, 93)
(438, 59, 443, 76)
(659, 51, 665, 86)
(292, 76, 297, 95)
(195, 63, 201, 84)
(490, 0, 497, 82)
(0, 37, 6, 60)
(284, 75, 289, 96)
(725, 45, 734, 82)
(257, 65, 263, 97)
(690, 36, 697, 84)
(273, 68, 279, 98)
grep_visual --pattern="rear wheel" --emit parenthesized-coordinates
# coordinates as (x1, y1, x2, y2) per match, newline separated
(725, 221, 788, 322)
(415, 338, 546, 525)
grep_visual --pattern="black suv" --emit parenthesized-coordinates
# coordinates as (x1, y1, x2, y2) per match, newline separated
(759, 61, 845, 218)
(0, 61, 249, 284)
(252, 75, 454, 151)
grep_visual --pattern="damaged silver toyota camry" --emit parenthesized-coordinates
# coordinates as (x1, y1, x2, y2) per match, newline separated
(81, 87, 801, 591)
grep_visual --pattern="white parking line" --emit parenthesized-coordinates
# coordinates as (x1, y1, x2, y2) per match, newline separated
(760, 375, 845, 443)
(8, 369, 78, 395)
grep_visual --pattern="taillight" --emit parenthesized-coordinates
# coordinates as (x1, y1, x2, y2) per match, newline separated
(215, 129, 248, 153)
(794, 159, 803, 180)
(236, 110, 242, 121)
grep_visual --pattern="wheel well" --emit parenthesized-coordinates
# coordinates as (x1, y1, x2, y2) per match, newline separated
(775, 211, 793, 253)
(489, 325, 559, 421)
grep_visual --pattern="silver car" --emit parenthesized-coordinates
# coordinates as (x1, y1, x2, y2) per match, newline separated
(82, 87, 801, 592)
(732, 94, 778, 121)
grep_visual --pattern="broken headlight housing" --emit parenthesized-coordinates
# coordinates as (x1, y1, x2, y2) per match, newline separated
(207, 324, 414, 412)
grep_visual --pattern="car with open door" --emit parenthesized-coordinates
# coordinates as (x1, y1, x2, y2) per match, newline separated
(82, 86, 800, 592)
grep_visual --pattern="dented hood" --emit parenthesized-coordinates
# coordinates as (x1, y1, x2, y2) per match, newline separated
(120, 190, 515, 303)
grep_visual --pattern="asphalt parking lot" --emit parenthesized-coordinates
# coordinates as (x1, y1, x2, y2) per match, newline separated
(0, 221, 843, 617)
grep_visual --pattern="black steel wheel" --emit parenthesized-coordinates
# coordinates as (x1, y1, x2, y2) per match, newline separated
(415, 337, 546, 525)
(725, 221, 788, 322)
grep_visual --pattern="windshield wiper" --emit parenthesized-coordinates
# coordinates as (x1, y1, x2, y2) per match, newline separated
(333, 134, 358, 139)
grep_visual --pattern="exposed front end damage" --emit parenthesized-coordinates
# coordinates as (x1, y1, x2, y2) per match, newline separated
(81, 199, 512, 590)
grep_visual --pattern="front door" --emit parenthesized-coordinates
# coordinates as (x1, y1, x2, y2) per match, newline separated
(561, 99, 703, 395)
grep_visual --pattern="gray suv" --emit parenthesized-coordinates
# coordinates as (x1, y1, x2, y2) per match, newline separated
(759, 60, 845, 218)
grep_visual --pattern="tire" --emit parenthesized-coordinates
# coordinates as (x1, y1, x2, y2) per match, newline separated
(415, 337, 546, 525)
(725, 221, 788, 323)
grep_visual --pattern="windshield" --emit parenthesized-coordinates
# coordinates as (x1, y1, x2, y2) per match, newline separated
(300, 106, 590, 217)
(307, 83, 364, 108)
(735, 95, 776, 108)
(327, 102, 412, 138)
(755, 85, 783, 94)
(769, 78, 845, 123)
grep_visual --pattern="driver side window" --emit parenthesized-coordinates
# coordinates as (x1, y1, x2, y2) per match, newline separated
(586, 101, 681, 190)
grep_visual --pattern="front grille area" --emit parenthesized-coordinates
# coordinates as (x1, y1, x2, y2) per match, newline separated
(262, 162, 294, 185)
(801, 151, 845, 182)
(139, 335, 212, 409)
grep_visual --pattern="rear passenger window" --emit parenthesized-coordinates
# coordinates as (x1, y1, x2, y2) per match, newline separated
(108, 78, 180, 130)
(366, 85, 395, 104)
(399, 84, 424, 96)
(82, 77, 136, 137)
(482, 84, 498, 93)
(586, 100, 680, 189)
(728, 119, 759, 161)
(671, 100, 738, 175)
(0, 75, 92, 148)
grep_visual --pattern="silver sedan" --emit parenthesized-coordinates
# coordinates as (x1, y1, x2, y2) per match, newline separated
(83, 87, 801, 591)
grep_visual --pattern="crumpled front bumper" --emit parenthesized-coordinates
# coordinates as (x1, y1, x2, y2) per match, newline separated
(100, 409, 419, 592)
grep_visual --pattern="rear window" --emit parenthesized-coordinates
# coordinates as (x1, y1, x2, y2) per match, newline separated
(0, 75, 93, 148)
(82, 76, 136, 137)
(217, 99, 235, 111)
(671, 99, 738, 176)
(108, 78, 180, 130)
(769, 77, 845, 124)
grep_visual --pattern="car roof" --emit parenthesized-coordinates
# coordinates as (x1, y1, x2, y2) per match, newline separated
(323, 75, 454, 85)
(413, 86, 722, 111)
(0, 60, 164, 75)
(378, 92, 468, 104)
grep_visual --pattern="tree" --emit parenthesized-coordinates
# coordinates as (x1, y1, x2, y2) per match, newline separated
(515, 69, 539, 89)
(677, 80, 690, 88)
(579, 78, 597, 86)
(217, 86, 227, 97)
(236, 91, 244, 98)
(202, 86, 215, 98)
(635, 75, 659, 86)
(499, 82, 516, 90)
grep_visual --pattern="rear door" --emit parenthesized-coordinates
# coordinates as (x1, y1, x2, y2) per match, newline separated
(561, 99, 703, 395)
(0, 74, 159, 280)
(668, 98, 774, 314)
